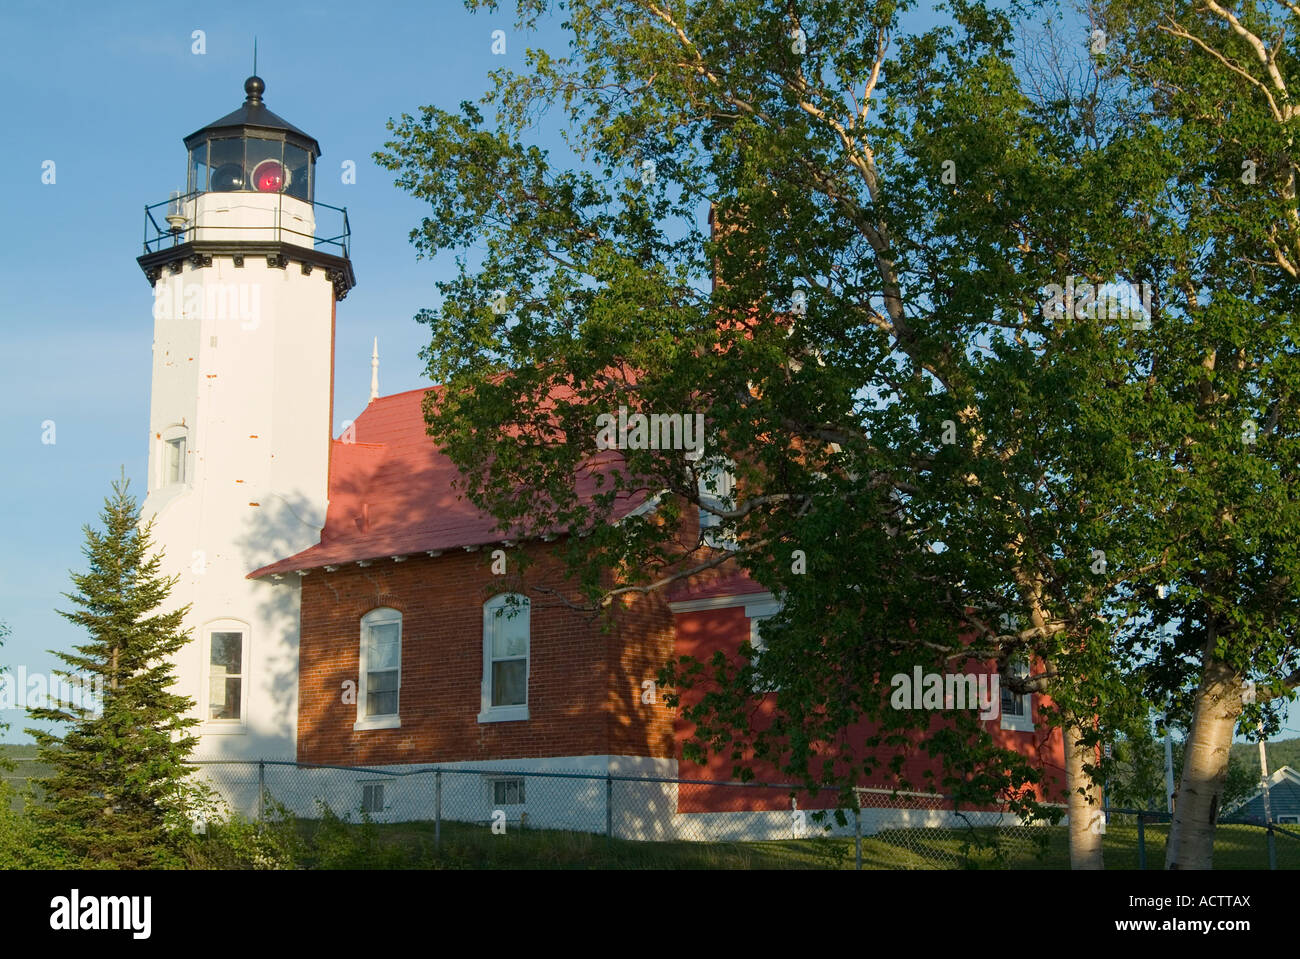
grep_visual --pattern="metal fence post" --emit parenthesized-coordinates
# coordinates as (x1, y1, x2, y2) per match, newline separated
(1136, 812, 1146, 870)
(434, 770, 442, 852)
(605, 773, 613, 840)
(854, 807, 863, 871)
(257, 761, 265, 827)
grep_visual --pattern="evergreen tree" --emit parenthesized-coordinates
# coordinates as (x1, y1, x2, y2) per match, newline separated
(27, 472, 201, 868)
(0, 621, 10, 771)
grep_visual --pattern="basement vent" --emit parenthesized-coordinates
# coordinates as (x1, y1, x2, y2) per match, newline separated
(360, 782, 386, 814)
(492, 778, 525, 806)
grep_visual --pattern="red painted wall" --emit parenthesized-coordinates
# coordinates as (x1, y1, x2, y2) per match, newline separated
(672, 602, 1068, 812)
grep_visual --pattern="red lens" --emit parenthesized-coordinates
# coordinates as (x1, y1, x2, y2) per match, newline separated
(252, 159, 285, 192)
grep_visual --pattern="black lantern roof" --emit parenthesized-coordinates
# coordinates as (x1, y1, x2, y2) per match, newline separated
(184, 76, 320, 157)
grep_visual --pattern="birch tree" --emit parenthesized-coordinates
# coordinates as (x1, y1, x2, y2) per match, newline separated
(376, 0, 1166, 865)
(1096, 0, 1300, 868)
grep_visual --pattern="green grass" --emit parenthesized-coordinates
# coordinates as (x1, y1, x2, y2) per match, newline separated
(273, 817, 1298, 870)
(894, 822, 1300, 870)
(4, 741, 1294, 869)
(285, 816, 852, 869)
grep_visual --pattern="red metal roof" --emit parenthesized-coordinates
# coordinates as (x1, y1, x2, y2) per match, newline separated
(249, 387, 642, 578)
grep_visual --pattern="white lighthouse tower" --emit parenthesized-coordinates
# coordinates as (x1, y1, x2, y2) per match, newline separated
(138, 75, 354, 761)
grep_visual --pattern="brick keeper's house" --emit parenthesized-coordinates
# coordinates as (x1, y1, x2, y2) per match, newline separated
(136, 74, 1066, 838)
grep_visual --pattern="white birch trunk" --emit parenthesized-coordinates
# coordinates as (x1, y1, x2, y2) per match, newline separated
(1065, 716, 1104, 869)
(1165, 652, 1242, 869)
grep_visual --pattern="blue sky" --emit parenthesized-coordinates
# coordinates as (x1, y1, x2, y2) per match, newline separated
(0, 0, 1291, 745)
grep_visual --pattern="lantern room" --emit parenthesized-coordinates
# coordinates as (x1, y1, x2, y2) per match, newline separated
(139, 74, 353, 298)
(184, 75, 318, 202)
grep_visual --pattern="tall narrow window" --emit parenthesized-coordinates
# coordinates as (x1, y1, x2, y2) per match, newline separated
(745, 596, 782, 692)
(480, 594, 529, 723)
(698, 459, 739, 550)
(1000, 656, 1034, 732)
(356, 608, 401, 730)
(748, 615, 777, 692)
(203, 622, 248, 729)
(165, 436, 186, 485)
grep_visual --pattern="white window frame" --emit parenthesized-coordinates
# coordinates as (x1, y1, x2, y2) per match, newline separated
(354, 607, 402, 731)
(745, 597, 782, 693)
(157, 424, 190, 490)
(201, 619, 249, 734)
(1276, 814, 1299, 825)
(479, 594, 530, 724)
(1000, 656, 1034, 732)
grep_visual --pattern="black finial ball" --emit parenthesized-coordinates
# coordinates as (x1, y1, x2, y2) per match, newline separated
(244, 75, 265, 101)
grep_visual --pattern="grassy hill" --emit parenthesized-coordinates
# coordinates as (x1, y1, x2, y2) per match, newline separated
(1229, 738, 1300, 780)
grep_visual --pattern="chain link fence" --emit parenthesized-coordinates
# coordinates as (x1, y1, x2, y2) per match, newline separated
(1101, 807, 1300, 870)
(180, 758, 1282, 869)
(6, 756, 1294, 868)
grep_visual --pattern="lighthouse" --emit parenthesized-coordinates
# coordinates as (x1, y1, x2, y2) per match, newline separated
(137, 75, 355, 760)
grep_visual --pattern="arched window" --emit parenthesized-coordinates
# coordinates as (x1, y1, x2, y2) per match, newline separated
(158, 424, 190, 489)
(202, 619, 249, 732)
(355, 608, 401, 730)
(479, 594, 530, 723)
